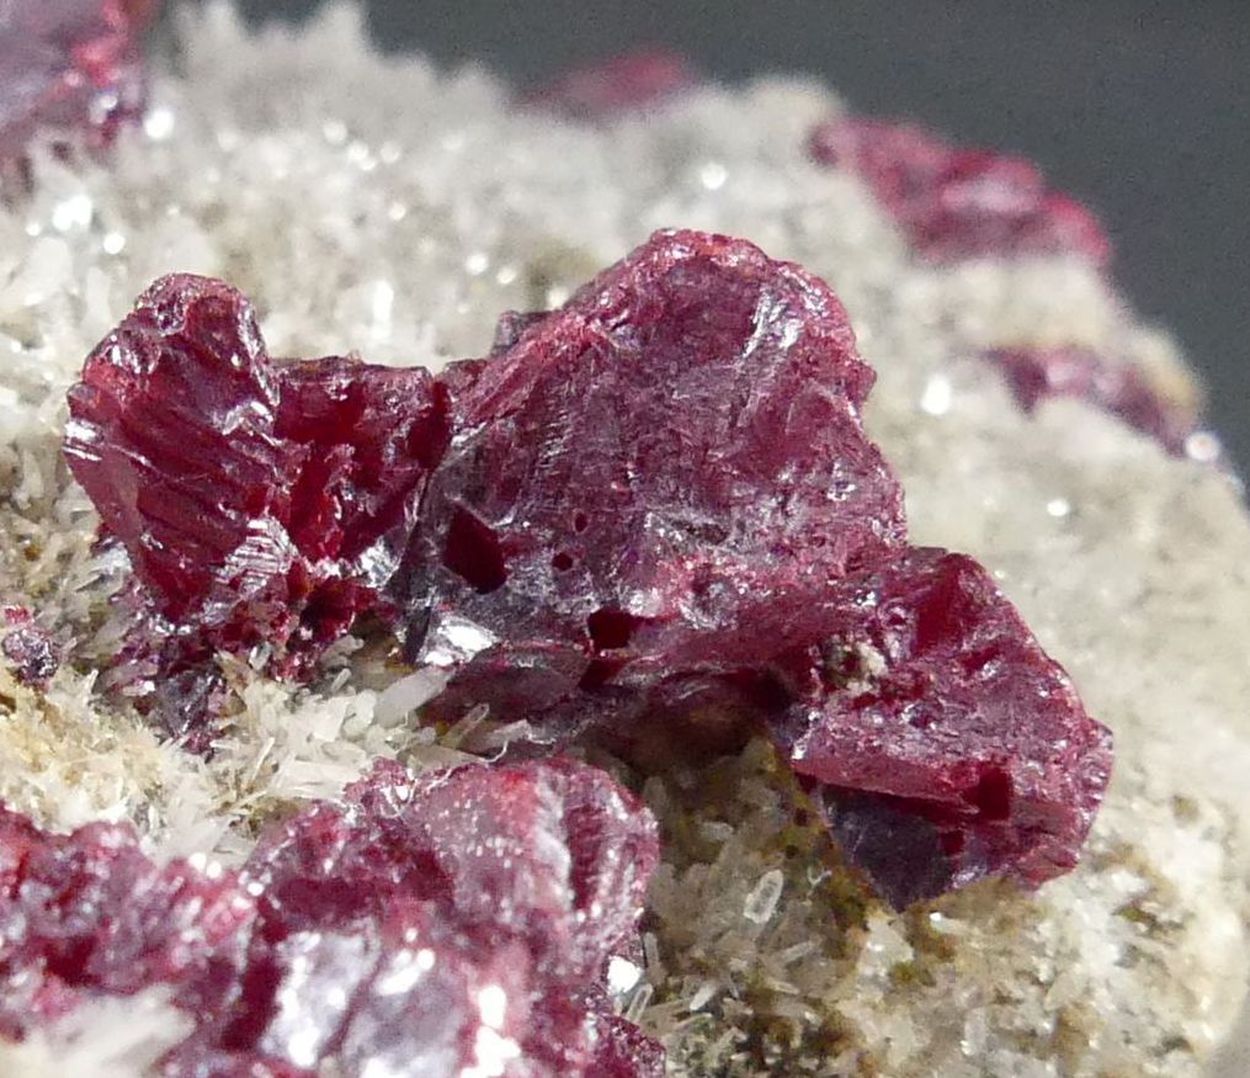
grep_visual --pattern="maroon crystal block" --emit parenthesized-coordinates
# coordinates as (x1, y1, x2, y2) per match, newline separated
(809, 117, 1110, 265)
(0, 758, 662, 1076)
(64, 275, 446, 686)
(771, 550, 1112, 907)
(988, 345, 1201, 457)
(528, 49, 698, 118)
(65, 231, 1112, 906)
(1, 605, 58, 687)
(405, 229, 905, 728)
(0, 0, 158, 166)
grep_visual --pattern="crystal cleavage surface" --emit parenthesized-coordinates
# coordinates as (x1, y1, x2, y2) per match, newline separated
(63, 229, 1113, 908)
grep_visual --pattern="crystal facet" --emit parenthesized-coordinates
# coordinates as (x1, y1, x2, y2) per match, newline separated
(65, 274, 446, 690)
(0, 758, 661, 1076)
(809, 117, 1110, 265)
(64, 231, 1113, 905)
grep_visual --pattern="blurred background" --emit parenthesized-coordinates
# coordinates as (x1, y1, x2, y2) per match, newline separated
(227, 0, 1249, 471)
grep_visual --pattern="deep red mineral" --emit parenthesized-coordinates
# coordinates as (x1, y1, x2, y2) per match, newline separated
(64, 229, 1113, 908)
(0, 758, 662, 1076)
(1, 605, 59, 688)
(988, 345, 1201, 457)
(0, 0, 159, 165)
(809, 117, 1110, 265)
(64, 274, 446, 690)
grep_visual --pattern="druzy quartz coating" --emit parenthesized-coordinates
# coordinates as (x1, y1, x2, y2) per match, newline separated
(0, 757, 662, 1076)
(0, 0, 158, 165)
(63, 229, 1113, 908)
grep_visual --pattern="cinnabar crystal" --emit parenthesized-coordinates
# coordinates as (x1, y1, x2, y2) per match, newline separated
(0, 0, 159, 165)
(64, 230, 1113, 908)
(0, 758, 662, 1076)
(988, 345, 1200, 457)
(809, 117, 1110, 265)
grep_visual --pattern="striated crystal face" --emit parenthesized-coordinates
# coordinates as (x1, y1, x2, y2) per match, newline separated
(808, 117, 1110, 265)
(0, 757, 662, 1076)
(0, 0, 157, 165)
(64, 230, 1112, 906)
(64, 274, 447, 690)
(405, 229, 905, 728)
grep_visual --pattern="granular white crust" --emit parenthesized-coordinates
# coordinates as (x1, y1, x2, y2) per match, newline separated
(0, 5, 1247, 1075)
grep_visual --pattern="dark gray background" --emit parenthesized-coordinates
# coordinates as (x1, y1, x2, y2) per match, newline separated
(230, 0, 1250, 470)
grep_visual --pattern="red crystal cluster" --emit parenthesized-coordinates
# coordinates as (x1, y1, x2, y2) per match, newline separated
(808, 117, 1110, 265)
(0, 0, 159, 165)
(65, 274, 449, 693)
(0, 757, 661, 1076)
(64, 230, 1112, 909)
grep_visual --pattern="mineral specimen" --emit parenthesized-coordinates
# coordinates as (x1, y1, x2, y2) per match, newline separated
(988, 345, 1202, 457)
(0, 757, 661, 1076)
(63, 229, 1112, 907)
(808, 117, 1110, 265)
(0, 0, 158, 166)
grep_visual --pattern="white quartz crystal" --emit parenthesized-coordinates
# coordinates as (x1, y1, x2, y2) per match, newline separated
(1, 3, 1247, 1074)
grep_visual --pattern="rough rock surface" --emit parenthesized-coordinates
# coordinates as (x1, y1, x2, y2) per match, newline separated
(0, 5, 1248, 1076)
(0, 757, 661, 1076)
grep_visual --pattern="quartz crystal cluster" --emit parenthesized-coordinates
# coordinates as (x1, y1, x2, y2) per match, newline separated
(64, 229, 1112, 909)
(0, 0, 157, 167)
(0, 757, 662, 1076)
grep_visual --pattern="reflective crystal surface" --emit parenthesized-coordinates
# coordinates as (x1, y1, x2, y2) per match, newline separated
(0, 757, 661, 1076)
(64, 230, 1112, 906)
(1, 605, 58, 687)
